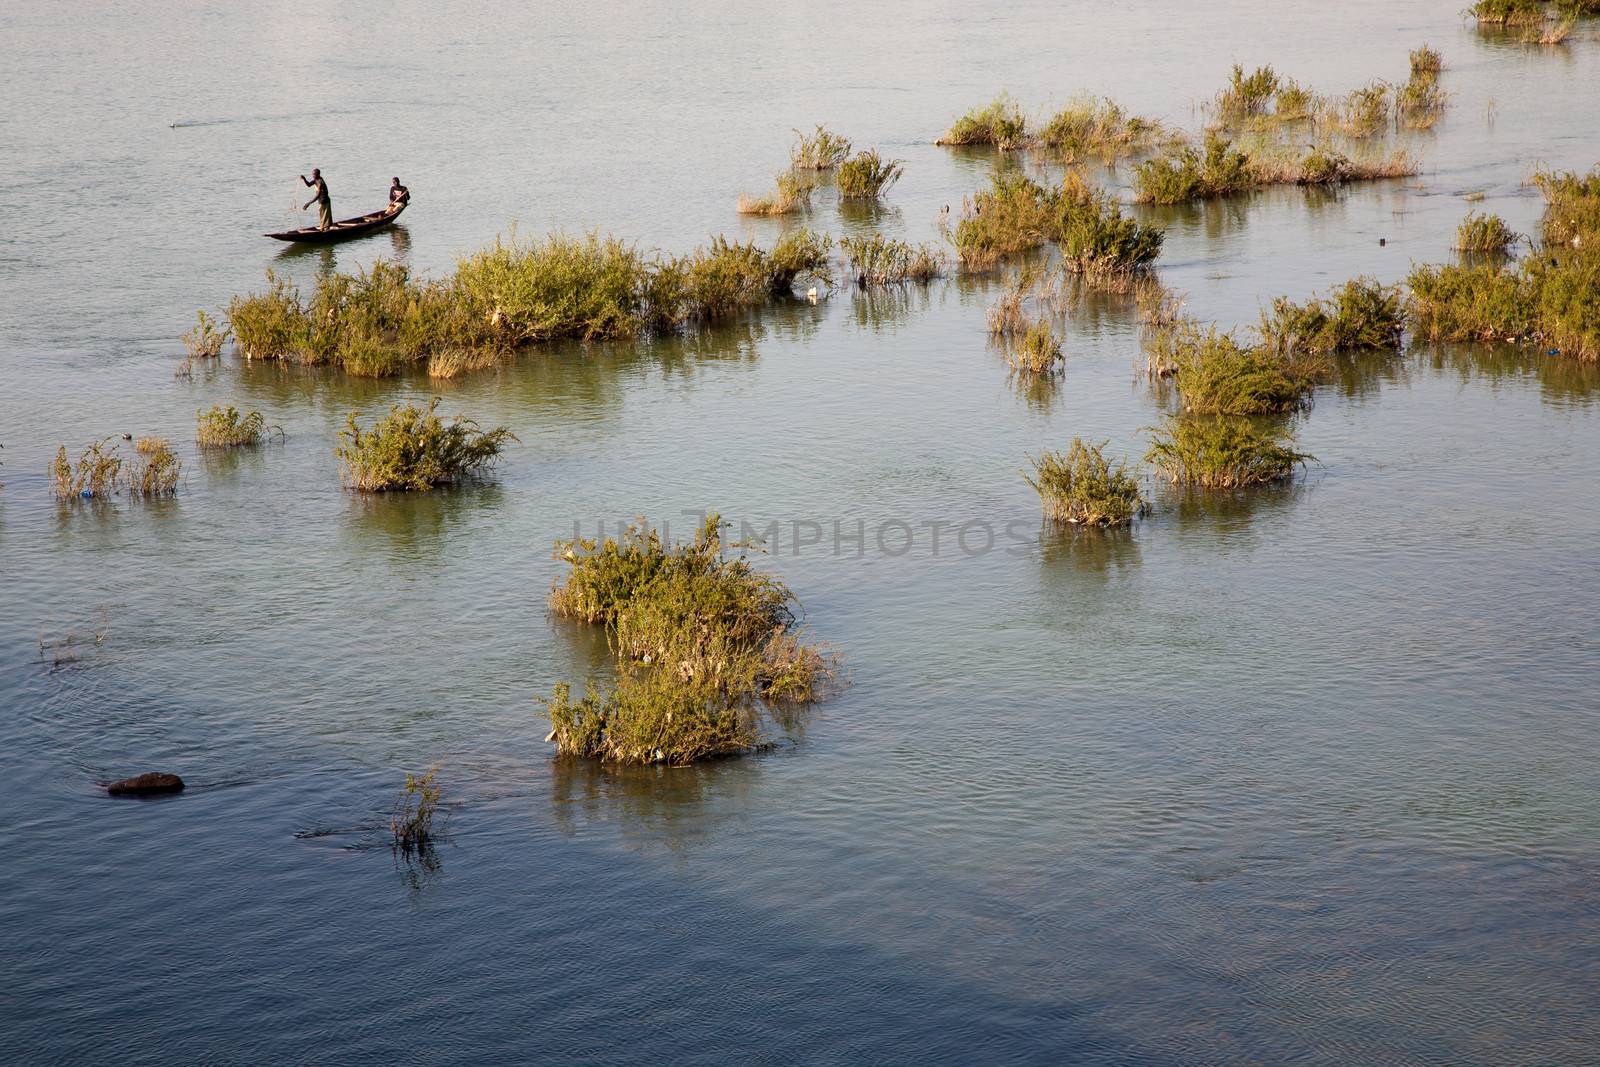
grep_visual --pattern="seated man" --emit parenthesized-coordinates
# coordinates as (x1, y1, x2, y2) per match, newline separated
(389, 176, 410, 209)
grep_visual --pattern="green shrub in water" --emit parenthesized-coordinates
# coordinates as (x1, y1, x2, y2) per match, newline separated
(790, 125, 853, 170)
(1258, 278, 1405, 357)
(938, 94, 1027, 149)
(1145, 416, 1312, 488)
(1025, 438, 1147, 526)
(835, 149, 904, 200)
(336, 398, 516, 492)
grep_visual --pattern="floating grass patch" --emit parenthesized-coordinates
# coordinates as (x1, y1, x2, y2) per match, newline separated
(1258, 278, 1405, 356)
(49, 438, 123, 499)
(938, 94, 1027, 149)
(1454, 211, 1518, 253)
(391, 768, 441, 854)
(737, 172, 813, 216)
(128, 437, 181, 498)
(790, 125, 852, 170)
(1038, 96, 1172, 161)
(1145, 416, 1311, 488)
(1026, 438, 1146, 526)
(196, 404, 276, 447)
(835, 149, 904, 200)
(336, 398, 516, 492)
(181, 310, 230, 358)
(544, 516, 836, 765)
(839, 234, 943, 284)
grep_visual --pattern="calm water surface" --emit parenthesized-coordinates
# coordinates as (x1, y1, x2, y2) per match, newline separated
(3, 2, 1600, 1063)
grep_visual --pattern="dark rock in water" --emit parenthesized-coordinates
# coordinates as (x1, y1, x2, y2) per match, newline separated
(1378, 238, 1387, 246)
(106, 772, 185, 796)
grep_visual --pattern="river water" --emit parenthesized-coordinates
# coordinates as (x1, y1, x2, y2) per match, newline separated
(3, 2, 1599, 1063)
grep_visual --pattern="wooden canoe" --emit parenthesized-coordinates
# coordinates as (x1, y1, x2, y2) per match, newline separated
(265, 199, 407, 243)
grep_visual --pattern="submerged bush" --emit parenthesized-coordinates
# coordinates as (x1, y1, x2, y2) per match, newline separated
(1395, 70, 1447, 129)
(1056, 187, 1164, 288)
(1454, 211, 1518, 253)
(1335, 81, 1392, 137)
(1470, 0, 1546, 25)
(1167, 323, 1312, 415)
(1410, 44, 1444, 76)
(1038, 96, 1172, 160)
(938, 94, 1027, 149)
(1258, 278, 1405, 356)
(839, 234, 943, 284)
(1008, 317, 1065, 377)
(1406, 261, 1532, 343)
(391, 768, 441, 854)
(1025, 439, 1146, 525)
(181, 310, 230, 358)
(1532, 165, 1600, 247)
(835, 149, 904, 200)
(737, 172, 813, 216)
(949, 171, 1053, 269)
(1215, 64, 1282, 120)
(1146, 416, 1311, 488)
(128, 437, 181, 498)
(336, 398, 516, 492)
(544, 516, 836, 765)
(49, 438, 123, 499)
(196, 404, 275, 447)
(790, 125, 852, 170)
(1133, 133, 1254, 203)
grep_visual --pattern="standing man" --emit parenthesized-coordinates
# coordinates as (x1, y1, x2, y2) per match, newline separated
(301, 168, 332, 230)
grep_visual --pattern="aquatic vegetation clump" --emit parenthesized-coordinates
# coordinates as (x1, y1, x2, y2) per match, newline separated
(1395, 68, 1447, 129)
(839, 234, 944, 284)
(1132, 134, 1255, 203)
(1406, 165, 1600, 363)
(1146, 416, 1312, 488)
(49, 438, 123, 499)
(1454, 211, 1519, 253)
(1054, 185, 1164, 288)
(336, 398, 516, 492)
(1008, 318, 1065, 377)
(790, 125, 853, 170)
(128, 437, 181, 498)
(1025, 438, 1146, 526)
(1038, 96, 1173, 161)
(1470, 0, 1546, 25)
(454, 233, 648, 345)
(737, 172, 813, 216)
(1334, 81, 1392, 137)
(1215, 64, 1283, 121)
(196, 404, 275, 447)
(544, 516, 836, 765)
(1410, 44, 1443, 76)
(391, 768, 441, 854)
(181, 310, 230, 358)
(949, 171, 1054, 269)
(938, 94, 1027, 149)
(544, 673, 762, 766)
(835, 149, 904, 200)
(1258, 278, 1405, 357)
(1167, 323, 1312, 415)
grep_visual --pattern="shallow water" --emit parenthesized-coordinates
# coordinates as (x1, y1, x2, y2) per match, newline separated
(4, 2, 1600, 1063)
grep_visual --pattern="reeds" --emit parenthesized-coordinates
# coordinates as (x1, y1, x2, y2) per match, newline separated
(128, 437, 181, 498)
(1215, 64, 1283, 121)
(737, 172, 813, 215)
(1396, 64, 1447, 129)
(835, 149, 904, 200)
(391, 768, 441, 854)
(1410, 44, 1443, 76)
(937, 94, 1027, 149)
(1334, 81, 1392, 137)
(1532, 165, 1600, 246)
(1008, 318, 1065, 376)
(949, 171, 1053, 269)
(1133, 135, 1415, 203)
(1454, 211, 1519, 253)
(790, 125, 853, 170)
(839, 234, 944, 285)
(1025, 438, 1146, 525)
(181, 309, 230, 358)
(49, 438, 123, 499)
(1145, 416, 1311, 488)
(544, 516, 836, 764)
(1055, 184, 1164, 288)
(196, 404, 275, 447)
(336, 398, 516, 491)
